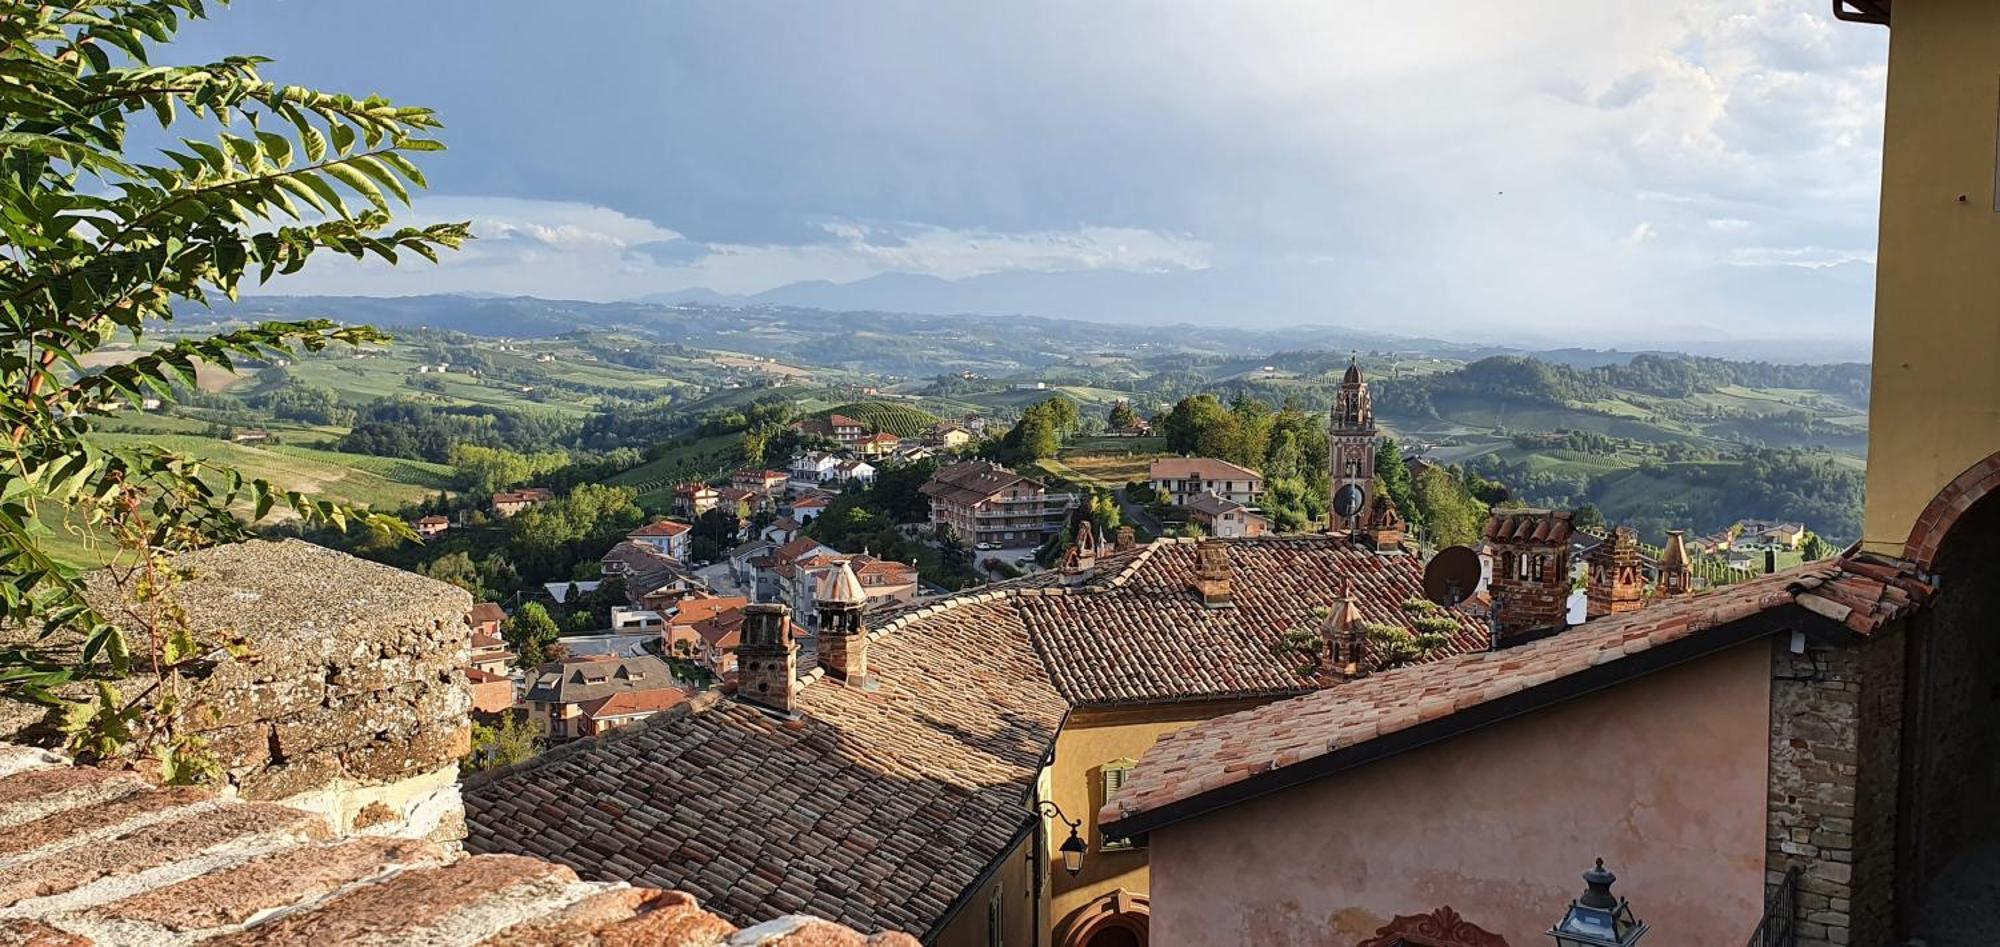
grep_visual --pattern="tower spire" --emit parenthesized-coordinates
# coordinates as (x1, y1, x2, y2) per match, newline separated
(1329, 353, 1378, 531)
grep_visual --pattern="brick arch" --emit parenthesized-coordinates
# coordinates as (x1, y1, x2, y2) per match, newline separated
(1905, 451, 2000, 566)
(1058, 889, 1150, 947)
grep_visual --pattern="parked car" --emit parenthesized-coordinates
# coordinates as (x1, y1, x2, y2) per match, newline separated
(1014, 554, 1036, 566)
(975, 541, 998, 550)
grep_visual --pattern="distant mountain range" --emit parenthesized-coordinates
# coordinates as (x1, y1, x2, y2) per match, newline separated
(198, 293, 1870, 372)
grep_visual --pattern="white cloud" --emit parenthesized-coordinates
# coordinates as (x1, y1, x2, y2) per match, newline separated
(1723, 245, 1876, 269)
(264, 197, 1210, 301)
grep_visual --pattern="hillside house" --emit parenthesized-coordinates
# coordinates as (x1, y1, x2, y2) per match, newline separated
(789, 450, 841, 487)
(788, 492, 832, 523)
(791, 413, 867, 446)
(672, 482, 719, 517)
(491, 486, 554, 517)
(857, 432, 901, 457)
(926, 421, 974, 449)
(731, 468, 788, 492)
(625, 518, 693, 561)
(664, 595, 750, 657)
(1148, 457, 1265, 506)
(521, 654, 687, 741)
(1186, 494, 1270, 538)
(414, 514, 451, 537)
(832, 458, 876, 486)
(919, 460, 1078, 547)
(469, 601, 506, 640)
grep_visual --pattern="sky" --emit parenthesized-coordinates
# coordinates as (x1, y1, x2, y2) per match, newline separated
(176, 1, 1891, 347)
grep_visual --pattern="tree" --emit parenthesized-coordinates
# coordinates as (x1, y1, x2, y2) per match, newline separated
(462, 713, 540, 774)
(1412, 468, 1488, 548)
(0, 2, 465, 769)
(1571, 503, 1607, 534)
(449, 444, 567, 495)
(503, 603, 561, 670)
(1375, 439, 1417, 527)
(1108, 401, 1139, 430)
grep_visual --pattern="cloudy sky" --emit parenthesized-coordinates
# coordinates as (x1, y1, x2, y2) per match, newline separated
(177, 1, 1890, 346)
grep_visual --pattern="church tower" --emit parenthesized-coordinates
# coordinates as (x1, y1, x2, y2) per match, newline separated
(1329, 354, 1378, 530)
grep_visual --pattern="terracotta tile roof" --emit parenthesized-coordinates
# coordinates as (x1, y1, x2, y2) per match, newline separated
(674, 596, 751, 627)
(694, 610, 748, 648)
(466, 667, 510, 685)
(466, 596, 1066, 937)
(1148, 457, 1264, 482)
(791, 494, 831, 509)
(1012, 537, 1487, 705)
(628, 519, 693, 538)
(1098, 553, 1934, 839)
(466, 535, 1487, 934)
(918, 461, 1045, 507)
(470, 602, 508, 627)
(0, 745, 916, 946)
(579, 688, 692, 721)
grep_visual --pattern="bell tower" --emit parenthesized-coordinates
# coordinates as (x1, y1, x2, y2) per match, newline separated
(1329, 354, 1378, 529)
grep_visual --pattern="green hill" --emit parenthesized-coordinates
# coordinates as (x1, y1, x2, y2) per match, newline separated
(824, 401, 940, 438)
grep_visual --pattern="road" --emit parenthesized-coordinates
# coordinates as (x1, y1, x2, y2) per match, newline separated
(1115, 486, 1164, 538)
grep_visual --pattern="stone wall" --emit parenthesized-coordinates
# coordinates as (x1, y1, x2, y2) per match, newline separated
(1766, 629, 1904, 947)
(80, 540, 475, 842)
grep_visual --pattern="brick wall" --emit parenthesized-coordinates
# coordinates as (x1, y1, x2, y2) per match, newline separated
(1766, 629, 1905, 947)
(1767, 639, 1861, 947)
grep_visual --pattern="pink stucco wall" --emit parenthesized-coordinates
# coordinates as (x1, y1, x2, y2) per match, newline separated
(1147, 639, 1772, 947)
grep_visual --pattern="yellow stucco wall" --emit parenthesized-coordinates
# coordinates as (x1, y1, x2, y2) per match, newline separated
(1862, 0, 2000, 555)
(934, 829, 1038, 947)
(1042, 699, 1273, 945)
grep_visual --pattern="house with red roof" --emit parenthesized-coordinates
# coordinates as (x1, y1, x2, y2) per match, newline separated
(626, 518, 692, 561)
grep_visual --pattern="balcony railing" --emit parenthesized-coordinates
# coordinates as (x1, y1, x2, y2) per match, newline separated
(1744, 866, 1799, 947)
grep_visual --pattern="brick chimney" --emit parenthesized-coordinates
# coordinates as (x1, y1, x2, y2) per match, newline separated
(1357, 494, 1405, 551)
(1113, 526, 1136, 551)
(1586, 526, 1646, 619)
(1658, 529, 1694, 597)
(1061, 522, 1100, 585)
(736, 603, 798, 714)
(814, 561, 870, 684)
(1320, 577, 1367, 677)
(1483, 509, 1575, 645)
(1191, 539, 1234, 609)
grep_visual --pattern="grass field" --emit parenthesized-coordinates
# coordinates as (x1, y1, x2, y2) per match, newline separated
(87, 433, 453, 511)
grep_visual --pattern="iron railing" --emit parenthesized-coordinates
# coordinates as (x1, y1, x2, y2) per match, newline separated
(1745, 866, 1801, 947)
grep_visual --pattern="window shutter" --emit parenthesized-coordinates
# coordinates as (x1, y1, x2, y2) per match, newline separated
(1100, 759, 1141, 851)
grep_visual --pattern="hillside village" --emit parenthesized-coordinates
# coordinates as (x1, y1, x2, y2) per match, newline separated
(13, 3, 2000, 947)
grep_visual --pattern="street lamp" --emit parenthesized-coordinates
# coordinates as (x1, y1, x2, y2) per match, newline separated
(1035, 800, 1088, 877)
(1549, 858, 1648, 947)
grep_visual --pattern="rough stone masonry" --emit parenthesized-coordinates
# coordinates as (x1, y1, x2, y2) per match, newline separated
(3, 540, 476, 842)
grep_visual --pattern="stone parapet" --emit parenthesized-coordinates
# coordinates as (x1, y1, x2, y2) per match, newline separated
(0, 743, 918, 946)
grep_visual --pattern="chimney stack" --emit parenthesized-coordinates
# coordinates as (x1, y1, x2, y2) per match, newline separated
(814, 562, 870, 684)
(1320, 577, 1367, 677)
(1585, 526, 1646, 620)
(736, 603, 798, 714)
(1658, 530, 1694, 597)
(1113, 526, 1136, 552)
(1357, 494, 1406, 551)
(1061, 523, 1100, 585)
(1483, 509, 1575, 645)
(1192, 539, 1234, 609)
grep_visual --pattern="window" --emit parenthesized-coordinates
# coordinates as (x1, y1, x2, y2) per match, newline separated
(987, 886, 1004, 947)
(1099, 759, 1141, 851)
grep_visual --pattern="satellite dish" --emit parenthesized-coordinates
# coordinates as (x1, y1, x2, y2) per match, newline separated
(1332, 484, 1367, 519)
(1423, 546, 1482, 608)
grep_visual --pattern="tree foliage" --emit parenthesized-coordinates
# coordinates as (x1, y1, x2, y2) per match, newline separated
(0, 0, 465, 766)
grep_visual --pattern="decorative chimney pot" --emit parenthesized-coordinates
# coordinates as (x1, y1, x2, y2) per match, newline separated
(813, 562, 870, 685)
(736, 603, 799, 714)
(1483, 510, 1575, 645)
(1586, 527, 1647, 619)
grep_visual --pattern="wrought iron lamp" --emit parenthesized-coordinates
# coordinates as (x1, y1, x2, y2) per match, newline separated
(1548, 858, 1648, 947)
(1035, 800, 1088, 877)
